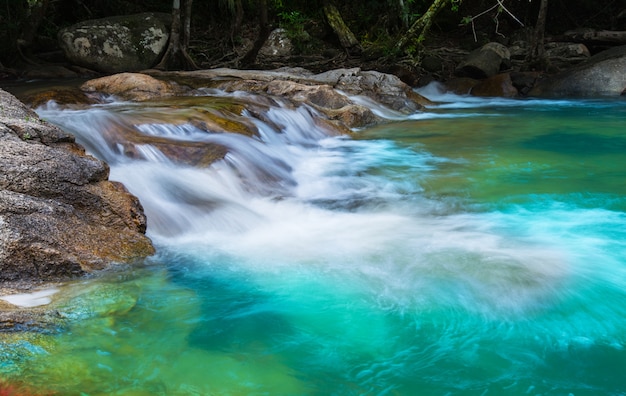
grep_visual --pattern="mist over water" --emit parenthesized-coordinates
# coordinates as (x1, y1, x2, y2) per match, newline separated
(11, 87, 626, 394)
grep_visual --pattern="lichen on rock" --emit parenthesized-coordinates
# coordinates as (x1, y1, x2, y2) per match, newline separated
(58, 12, 170, 73)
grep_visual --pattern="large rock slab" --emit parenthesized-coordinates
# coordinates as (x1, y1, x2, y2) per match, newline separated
(58, 12, 170, 73)
(145, 67, 431, 118)
(0, 89, 154, 283)
(529, 45, 626, 97)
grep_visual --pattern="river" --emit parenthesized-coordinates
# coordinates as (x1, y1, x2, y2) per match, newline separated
(2, 82, 625, 395)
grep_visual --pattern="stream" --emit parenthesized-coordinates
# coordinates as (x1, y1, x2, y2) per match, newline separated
(1, 82, 625, 395)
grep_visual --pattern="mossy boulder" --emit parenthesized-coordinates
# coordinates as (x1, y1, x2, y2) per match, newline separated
(58, 13, 170, 73)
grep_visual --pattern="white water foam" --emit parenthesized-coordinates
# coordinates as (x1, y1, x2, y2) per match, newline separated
(36, 93, 623, 320)
(1, 288, 59, 307)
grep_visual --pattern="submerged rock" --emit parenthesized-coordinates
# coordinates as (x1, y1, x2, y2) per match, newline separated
(0, 88, 154, 283)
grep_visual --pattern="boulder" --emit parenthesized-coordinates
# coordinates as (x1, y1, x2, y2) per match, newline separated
(58, 13, 170, 73)
(259, 28, 294, 58)
(528, 45, 626, 97)
(0, 89, 154, 283)
(80, 73, 184, 101)
(455, 42, 511, 79)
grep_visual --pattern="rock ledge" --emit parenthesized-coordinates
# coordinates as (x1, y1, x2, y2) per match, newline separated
(0, 88, 154, 286)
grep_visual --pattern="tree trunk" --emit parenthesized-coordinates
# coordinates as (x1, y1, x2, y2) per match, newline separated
(526, 0, 549, 70)
(232, 0, 244, 42)
(398, 0, 409, 29)
(17, 0, 49, 64)
(323, 2, 361, 52)
(560, 29, 626, 45)
(155, 0, 198, 70)
(241, 0, 270, 66)
(182, 0, 193, 50)
(395, 0, 459, 54)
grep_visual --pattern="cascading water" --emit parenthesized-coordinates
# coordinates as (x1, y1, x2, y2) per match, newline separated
(2, 84, 624, 395)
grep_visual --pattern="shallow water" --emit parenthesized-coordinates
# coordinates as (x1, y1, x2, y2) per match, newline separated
(2, 84, 625, 395)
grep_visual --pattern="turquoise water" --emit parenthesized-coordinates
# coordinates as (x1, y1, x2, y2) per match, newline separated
(2, 86, 625, 395)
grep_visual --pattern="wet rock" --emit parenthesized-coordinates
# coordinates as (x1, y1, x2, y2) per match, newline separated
(528, 45, 626, 97)
(321, 104, 378, 128)
(0, 88, 154, 283)
(58, 13, 170, 73)
(455, 42, 511, 79)
(267, 80, 351, 108)
(101, 123, 229, 167)
(22, 87, 95, 108)
(265, 80, 379, 127)
(81, 73, 185, 101)
(145, 67, 431, 114)
(470, 73, 518, 97)
(334, 69, 432, 112)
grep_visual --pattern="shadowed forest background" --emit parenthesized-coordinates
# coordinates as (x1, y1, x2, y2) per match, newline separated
(1, 0, 624, 76)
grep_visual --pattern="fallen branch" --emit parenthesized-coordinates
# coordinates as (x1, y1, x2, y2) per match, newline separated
(560, 29, 626, 45)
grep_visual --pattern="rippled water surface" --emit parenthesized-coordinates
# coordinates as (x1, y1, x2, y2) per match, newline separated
(2, 85, 625, 395)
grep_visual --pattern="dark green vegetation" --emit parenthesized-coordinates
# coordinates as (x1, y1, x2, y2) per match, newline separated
(1, 0, 624, 75)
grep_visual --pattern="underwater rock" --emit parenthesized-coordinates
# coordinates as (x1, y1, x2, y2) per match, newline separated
(55, 282, 138, 320)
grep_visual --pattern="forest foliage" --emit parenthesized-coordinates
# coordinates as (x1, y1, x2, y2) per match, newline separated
(0, 0, 623, 69)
